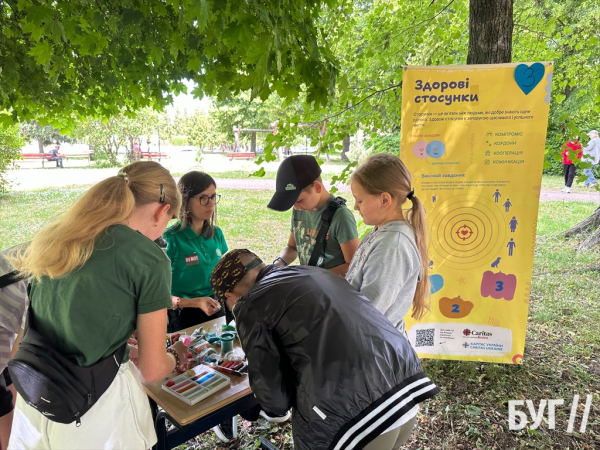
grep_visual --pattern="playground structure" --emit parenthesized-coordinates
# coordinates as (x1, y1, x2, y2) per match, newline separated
(232, 121, 330, 161)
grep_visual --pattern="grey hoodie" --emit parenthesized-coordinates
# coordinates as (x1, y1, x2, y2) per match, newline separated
(346, 221, 421, 333)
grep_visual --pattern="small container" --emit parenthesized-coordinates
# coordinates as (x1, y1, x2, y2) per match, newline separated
(220, 332, 235, 354)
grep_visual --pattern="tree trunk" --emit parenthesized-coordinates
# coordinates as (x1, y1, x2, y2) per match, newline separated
(341, 134, 350, 162)
(38, 139, 44, 154)
(579, 224, 600, 250)
(251, 132, 256, 153)
(467, 0, 513, 65)
(560, 206, 600, 250)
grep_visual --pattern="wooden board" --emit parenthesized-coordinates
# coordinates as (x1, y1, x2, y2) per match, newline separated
(143, 317, 252, 426)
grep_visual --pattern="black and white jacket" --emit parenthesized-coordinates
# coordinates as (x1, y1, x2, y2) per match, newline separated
(234, 265, 439, 450)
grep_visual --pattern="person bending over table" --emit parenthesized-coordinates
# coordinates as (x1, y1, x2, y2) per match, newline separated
(7, 161, 189, 449)
(163, 171, 225, 333)
(210, 249, 439, 450)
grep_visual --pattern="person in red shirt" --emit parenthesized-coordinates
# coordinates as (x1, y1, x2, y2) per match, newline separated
(562, 137, 582, 193)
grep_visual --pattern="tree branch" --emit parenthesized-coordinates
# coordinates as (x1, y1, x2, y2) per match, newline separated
(308, 83, 401, 125)
(387, 0, 455, 42)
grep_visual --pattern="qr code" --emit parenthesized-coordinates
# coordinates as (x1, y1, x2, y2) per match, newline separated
(415, 328, 435, 347)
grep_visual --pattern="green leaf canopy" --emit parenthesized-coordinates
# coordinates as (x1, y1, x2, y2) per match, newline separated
(0, 0, 338, 129)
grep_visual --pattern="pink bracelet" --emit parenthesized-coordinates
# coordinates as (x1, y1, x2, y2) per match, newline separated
(167, 347, 180, 372)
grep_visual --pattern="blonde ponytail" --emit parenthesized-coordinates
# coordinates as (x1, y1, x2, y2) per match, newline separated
(9, 161, 181, 281)
(351, 153, 430, 320)
(405, 195, 430, 320)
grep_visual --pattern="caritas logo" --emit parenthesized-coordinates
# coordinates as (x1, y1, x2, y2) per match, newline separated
(463, 328, 492, 339)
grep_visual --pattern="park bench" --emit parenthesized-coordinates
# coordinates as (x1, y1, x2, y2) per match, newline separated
(19, 153, 66, 168)
(62, 152, 93, 165)
(140, 151, 168, 161)
(226, 152, 256, 160)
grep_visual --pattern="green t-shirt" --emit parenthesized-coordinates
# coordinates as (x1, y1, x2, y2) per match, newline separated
(30, 225, 172, 367)
(291, 194, 358, 269)
(163, 223, 228, 298)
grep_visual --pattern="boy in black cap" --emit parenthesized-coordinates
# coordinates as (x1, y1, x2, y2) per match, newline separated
(267, 155, 358, 275)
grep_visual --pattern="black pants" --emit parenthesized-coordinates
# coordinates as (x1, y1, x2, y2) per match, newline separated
(563, 163, 576, 187)
(0, 367, 13, 417)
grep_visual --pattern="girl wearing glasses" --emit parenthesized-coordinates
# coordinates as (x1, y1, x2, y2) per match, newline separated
(8, 161, 189, 448)
(163, 171, 227, 332)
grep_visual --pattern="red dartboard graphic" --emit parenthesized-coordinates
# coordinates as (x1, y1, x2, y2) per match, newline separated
(429, 194, 506, 270)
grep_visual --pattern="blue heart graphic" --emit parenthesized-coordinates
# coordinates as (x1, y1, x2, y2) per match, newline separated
(514, 63, 545, 95)
(430, 274, 444, 295)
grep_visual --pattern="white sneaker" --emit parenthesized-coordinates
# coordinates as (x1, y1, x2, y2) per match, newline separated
(212, 417, 237, 443)
(260, 410, 292, 423)
(565, 187, 571, 193)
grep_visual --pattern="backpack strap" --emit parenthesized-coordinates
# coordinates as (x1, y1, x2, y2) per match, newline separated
(0, 270, 24, 290)
(307, 196, 347, 268)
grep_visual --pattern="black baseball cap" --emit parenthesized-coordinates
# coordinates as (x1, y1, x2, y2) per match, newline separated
(267, 155, 322, 211)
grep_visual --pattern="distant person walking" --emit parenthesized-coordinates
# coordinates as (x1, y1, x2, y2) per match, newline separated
(561, 137, 582, 193)
(133, 140, 141, 161)
(582, 130, 600, 188)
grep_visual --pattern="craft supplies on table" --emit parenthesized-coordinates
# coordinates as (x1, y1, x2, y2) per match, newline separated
(214, 360, 248, 376)
(162, 365, 231, 405)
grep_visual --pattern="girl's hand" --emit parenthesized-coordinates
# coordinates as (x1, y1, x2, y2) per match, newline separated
(195, 297, 222, 316)
(128, 342, 140, 368)
(170, 340, 189, 372)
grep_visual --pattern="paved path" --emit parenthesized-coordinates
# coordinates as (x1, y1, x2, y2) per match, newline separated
(6, 167, 600, 204)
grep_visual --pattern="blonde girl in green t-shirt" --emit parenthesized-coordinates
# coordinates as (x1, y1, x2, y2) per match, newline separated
(8, 161, 189, 449)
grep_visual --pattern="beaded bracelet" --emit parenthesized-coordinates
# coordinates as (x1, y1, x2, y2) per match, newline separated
(166, 347, 180, 372)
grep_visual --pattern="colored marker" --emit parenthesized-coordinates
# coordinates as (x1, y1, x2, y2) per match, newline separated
(175, 381, 194, 393)
(171, 379, 192, 391)
(182, 384, 205, 397)
(198, 373, 215, 385)
(190, 371, 208, 382)
(204, 378, 227, 390)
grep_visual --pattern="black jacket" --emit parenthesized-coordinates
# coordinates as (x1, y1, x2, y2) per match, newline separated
(233, 265, 438, 450)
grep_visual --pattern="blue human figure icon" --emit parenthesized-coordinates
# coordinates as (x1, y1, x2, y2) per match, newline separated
(509, 216, 518, 232)
(507, 238, 516, 256)
(503, 198, 512, 212)
(493, 189, 501, 203)
(432, 194, 437, 203)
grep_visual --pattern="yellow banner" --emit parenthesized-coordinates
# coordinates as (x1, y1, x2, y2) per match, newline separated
(401, 63, 553, 364)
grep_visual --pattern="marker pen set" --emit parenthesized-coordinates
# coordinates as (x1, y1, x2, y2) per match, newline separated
(214, 360, 247, 376)
(161, 365, 231, 405)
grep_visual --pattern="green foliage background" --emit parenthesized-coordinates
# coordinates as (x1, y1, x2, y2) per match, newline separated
(0, 125, 25, 192)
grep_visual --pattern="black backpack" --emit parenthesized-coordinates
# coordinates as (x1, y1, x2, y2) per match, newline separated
(307, 196, 348, 268)
(8, 302, 126, 426)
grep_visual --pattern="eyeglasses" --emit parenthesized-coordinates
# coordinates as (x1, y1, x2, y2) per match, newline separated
(192, 193, 221, 206)
(159, 184, 165, 204)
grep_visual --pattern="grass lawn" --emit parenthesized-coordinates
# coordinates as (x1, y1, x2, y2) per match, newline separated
(541, 174, 599, 192)
(0, 187, 598, 449)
